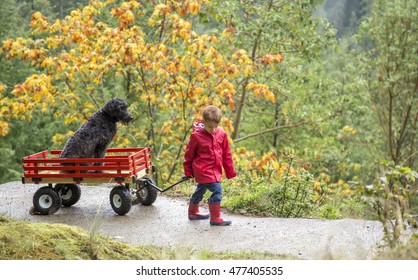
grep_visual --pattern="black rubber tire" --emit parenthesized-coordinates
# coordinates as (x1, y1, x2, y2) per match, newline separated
(136, 179, 158, 206)
(109, 185, 132, 215)
(33, 186, 62, 215)
(58, 184, 81, 207)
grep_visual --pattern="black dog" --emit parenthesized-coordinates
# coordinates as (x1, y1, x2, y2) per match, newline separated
(60, 98, 134, 171)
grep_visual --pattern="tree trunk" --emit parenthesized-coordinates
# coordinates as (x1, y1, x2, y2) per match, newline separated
(231, 0, 274, 140)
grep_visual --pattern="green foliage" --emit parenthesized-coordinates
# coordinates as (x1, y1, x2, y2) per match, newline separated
(0, 0, 20, 39)
(207, 0, 337, 140)
(0, 110, 72, 183)
(222, 153, 330, 218)
(361, 162, 418, 248)
(0, 0, 39, 92)
(308, 38, 382, 184)
(319, 179, 366, 219)
(358, 0, 418, 169)
(350, 0, 418, 234)
(0, 0, 62, 184)
(0, 0, 415, 224)
(223, 169, 320, 218)
(376, 234, 418, 260)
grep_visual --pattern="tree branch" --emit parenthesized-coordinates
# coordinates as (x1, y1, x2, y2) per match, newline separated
(234, 119, 308, 143)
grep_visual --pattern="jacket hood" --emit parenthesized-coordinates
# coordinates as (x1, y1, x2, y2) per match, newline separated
(193, 121, 205, 132)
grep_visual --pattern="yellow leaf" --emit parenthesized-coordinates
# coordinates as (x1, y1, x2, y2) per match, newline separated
(246, 83, 275, 103)
(244, 65, 253, 77)
(41, 57, 54, 68)
(226, 63, 240, 78)
(2, 39, 14, 51)
(0, 121, 10, 136)
(188, 1, 200, 15)
(148, 18, 156, 26)
(246, 82, 255, 90)
(0, 83, 5, 95)
(193, 86, 204, 95)
(261, 53, 284, 65)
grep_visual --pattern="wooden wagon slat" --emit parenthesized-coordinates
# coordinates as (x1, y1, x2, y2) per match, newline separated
(24, 172, 131, 178)
(22, 150, 49, 160)
(23, 158, 131, 164)
(22, 148, 152, 184)
(23, 165, 131, 171)
(48, 147, 149, 155)
(24, 176, 134, 185)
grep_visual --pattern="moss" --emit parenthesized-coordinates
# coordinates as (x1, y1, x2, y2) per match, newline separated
(1, 216, 417, 260)
(0, 216, 288, 260)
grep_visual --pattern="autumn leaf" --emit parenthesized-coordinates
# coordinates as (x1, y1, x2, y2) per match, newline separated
(222, 27, 235, 38)
(260, 53, 284, 65)
(0, 121, 10, 136)
(247, 82, 276, 103)
(1, 0, 284, 183)
(187, 1, 200, 15)
(0, 83, 6, 95)
(30, 11, 49, 32)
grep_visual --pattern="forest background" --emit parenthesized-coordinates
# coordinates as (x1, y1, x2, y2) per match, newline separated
(0, 0, 416, 249)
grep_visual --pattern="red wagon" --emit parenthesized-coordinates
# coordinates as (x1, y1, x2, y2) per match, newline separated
(22, 147, 168, 215)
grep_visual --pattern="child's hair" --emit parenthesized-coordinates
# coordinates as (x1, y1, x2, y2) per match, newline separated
(202, 105, 222, 123)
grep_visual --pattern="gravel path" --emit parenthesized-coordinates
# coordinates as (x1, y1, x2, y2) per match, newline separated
(0, 181, 385, 259)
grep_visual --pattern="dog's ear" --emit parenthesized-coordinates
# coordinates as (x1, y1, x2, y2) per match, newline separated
(117, 100, 129, 114)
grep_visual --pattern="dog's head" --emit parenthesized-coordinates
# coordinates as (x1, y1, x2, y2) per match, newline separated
(103, 98, 134, 125)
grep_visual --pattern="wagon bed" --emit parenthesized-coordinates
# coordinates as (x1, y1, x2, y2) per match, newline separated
(22, 147, 153, 185)
(21, 147, 188, 216)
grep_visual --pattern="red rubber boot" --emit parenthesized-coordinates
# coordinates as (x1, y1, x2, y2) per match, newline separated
(188, 203, 210, 220)
(209, 203, 231, 226)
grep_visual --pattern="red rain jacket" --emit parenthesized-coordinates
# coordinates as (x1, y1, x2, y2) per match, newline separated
(184, 122, 236, 184)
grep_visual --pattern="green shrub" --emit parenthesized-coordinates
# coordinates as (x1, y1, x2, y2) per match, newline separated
(223, 161, 328, 218)
(361, 162, 418, 248)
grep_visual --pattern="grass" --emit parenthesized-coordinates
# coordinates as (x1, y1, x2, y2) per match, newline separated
(1, 215, 417, 260)
(0, 216, 293, 260)
(375, 234, 418, 260)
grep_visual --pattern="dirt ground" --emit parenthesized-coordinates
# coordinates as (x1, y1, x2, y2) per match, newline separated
(0, 181, 385, 259)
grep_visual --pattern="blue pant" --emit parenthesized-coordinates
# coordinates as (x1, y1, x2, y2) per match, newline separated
(190, 182, 222, 205)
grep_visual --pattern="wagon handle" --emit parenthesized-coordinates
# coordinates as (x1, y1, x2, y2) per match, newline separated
(160, 176, 191, 193)
(140, 176, 191, 193)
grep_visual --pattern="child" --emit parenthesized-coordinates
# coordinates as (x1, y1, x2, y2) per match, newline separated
(183, 105, 236, 226)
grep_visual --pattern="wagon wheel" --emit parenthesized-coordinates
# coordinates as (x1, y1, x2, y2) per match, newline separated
(33, 186, 62, 215)
(57, 184, 81, 207)
(109, 185, 132, 215)
(135, 178, 158, 206)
